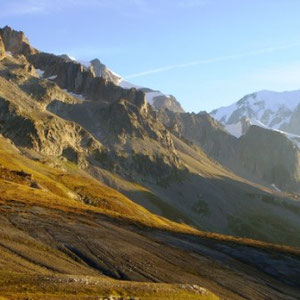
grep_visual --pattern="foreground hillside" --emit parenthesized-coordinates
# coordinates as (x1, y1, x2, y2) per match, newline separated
(0, 135, 300, 299)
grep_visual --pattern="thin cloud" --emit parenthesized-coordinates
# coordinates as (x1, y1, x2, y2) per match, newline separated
(1, 0, 212, 18)
(0, 0, 156, 17)
(124, 42, 300, 79)
(1, 0, 108, 17)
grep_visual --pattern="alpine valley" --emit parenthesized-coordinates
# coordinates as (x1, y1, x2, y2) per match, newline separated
(0, 26, 300, 300)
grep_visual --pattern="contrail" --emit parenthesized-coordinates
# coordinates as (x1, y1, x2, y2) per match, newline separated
(124, 42, 300, 79)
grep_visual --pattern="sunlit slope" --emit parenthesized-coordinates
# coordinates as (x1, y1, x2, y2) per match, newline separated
(0, 135, 197, 233)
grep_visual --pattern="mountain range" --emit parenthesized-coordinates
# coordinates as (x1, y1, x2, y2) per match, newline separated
(0, 25, 300, 299)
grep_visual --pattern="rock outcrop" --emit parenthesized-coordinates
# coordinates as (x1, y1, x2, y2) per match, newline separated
(90, 58, 121, 85)
(239, 125, 300, 191)
(0, 35, 5, 60)
(0, 26, 37, 56)
(158, 109, 238, 160)
(26, 52, 146, 106)
(47, 95, 181, 180)
(152, 95, 185, 113)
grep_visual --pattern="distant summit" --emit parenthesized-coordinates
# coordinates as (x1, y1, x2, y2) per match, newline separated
(211, 90, 300, 146)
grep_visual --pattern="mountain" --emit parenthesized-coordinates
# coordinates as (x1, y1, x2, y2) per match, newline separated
(0, 26, 300, 298)
(158, 109, 300, 192)
(211, 90, 300, 145)
(0, 25, 37, 56)
(0, 25, 299, 242)
(57, 54, 185, 113)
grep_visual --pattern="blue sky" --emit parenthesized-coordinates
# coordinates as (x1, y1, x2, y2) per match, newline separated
(1, 0, 300, 112)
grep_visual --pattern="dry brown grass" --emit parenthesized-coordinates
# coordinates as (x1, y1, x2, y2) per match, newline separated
(0, 272, 219, 300)
(0, 135, 198, 234)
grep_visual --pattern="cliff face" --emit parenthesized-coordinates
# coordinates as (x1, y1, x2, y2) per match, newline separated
(158, 109, 238, 160)
(152, 95, 185, 113)
(0, 26, 37, 56)
(0, 27, 144, 108)
(238, 125, 300, 191)
(47, 94, 181, 180)
(0, 35, 5, 60)
(27, 52, 147, 106)
(90, 58, 121, 85)
(158, 109, 300, 192)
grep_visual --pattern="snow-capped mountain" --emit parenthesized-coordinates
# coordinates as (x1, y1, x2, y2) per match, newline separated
(211, 90, 300, 145)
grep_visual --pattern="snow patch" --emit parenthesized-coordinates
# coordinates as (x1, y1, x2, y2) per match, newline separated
(109, 70, 122, 82)
(211, 103, 238, 123)
(271, 184, 281, 192)
(66, 55, 76, 61)
(225, 117, 300, 148)
(119, 79, 141, 89)
(35, 69, 45, 78)
(225, 122, 243, 138)
(63, 89, 86, 101)
(211, 90, 300, 127)
(47, 75, 57, 80)
(5, 51, 12, 57)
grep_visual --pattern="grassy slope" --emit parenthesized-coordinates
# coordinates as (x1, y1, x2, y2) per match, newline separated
(1, 134, 300, 299)
(0, 135, 221, 299)
(0, 135, 198, 234)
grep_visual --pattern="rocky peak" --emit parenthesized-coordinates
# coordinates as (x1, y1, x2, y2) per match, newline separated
(0, 26, 37, 56)
(89, 58, 121, 85)
(26, 51, 147, 107)
(90, 58, 105, 77)
(0, 35, 5, 60)
(211, 89, 300, 141)
(151, 95, 185, 113)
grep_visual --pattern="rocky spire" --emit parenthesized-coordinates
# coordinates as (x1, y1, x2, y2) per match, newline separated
(0, 26, 37, 56)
